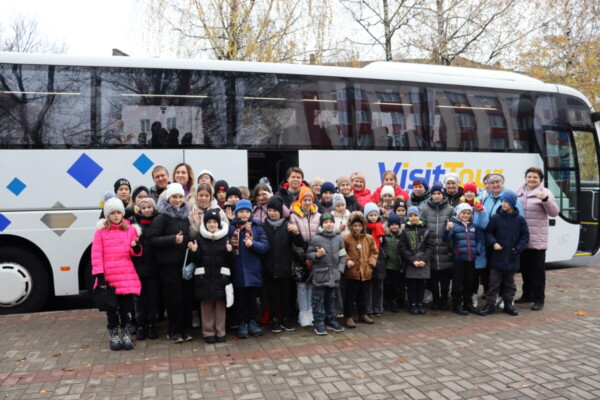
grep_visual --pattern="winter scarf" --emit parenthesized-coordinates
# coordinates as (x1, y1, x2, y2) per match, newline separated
(231, 221, 253, 255)
(366, 221, 385, 250)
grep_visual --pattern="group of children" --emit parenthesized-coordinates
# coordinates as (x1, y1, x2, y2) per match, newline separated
(91, 166, 530, 351)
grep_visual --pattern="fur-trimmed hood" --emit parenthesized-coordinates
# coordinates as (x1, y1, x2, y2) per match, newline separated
(199, 220, 230, 240)
(348, 211, 366, 233)
(156, 196, 189, 219)
(96, 218, 141, 236)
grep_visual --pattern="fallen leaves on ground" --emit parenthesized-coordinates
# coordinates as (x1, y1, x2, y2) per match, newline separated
(576, 310, 587, 316)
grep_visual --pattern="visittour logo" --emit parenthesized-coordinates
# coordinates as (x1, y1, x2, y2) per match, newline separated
(378, 162, 504, 190)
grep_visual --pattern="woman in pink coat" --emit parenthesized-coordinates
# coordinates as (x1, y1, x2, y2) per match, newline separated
(515, 167, 559, 311)
(92, 195, 142, 351)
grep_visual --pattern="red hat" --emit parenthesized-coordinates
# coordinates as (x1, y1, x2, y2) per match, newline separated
(464, 182, 478, 194)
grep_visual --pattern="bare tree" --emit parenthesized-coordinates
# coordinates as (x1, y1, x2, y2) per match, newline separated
(2, 17, 67, 53)
(408, 0, 533, 66)
(145, 0, 341, 63)
(339, 0, 424, 61)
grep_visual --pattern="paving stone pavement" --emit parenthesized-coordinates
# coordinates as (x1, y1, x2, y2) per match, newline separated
(2, 266, 600, 399)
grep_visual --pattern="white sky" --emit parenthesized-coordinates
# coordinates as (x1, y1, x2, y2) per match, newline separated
(0, 0, 148, 57)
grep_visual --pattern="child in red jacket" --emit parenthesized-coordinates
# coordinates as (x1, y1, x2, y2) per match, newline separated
(92, 194, 142, 351)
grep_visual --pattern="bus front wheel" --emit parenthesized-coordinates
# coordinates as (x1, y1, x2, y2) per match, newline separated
(0, 248, 50, 314)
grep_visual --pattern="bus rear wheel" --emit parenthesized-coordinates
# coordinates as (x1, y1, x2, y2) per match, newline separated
(0, 248, 50, 314)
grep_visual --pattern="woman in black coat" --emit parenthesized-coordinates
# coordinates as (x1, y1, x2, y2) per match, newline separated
(190, 209, 234, 343)
(146, 183, 193, 344)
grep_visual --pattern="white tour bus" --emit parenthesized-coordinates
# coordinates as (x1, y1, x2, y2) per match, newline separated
(0, 53, 599, 314)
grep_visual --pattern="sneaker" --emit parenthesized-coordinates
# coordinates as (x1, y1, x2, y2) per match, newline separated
(183, 331, 194, 342)
(167, 332, 184, 344)
(238, 322, 249, 339)
(281, 319, 296, 332)
(216, 336, 227, 343)
(136, 326, 146, 341)
(495, 297, 503, 308)
(423, 289, 433, 304)
(270, 318, 282, 333)
(336, 313, 344, 319)
(531, 303, 544, 311)
(108, 327, 122, 351)
(248, 320, 263, 336)
(204, 336, 217, 344)
(471, 294, 479, 308)
(325, 321, 345, 332)
(417, 303, 426, 314)
(390, 301, 400, 313)
(372, 313, 383, 317)
(314, 325, 328, 335)
(147, 324, 158, 340)
(408, 304, 418, 315)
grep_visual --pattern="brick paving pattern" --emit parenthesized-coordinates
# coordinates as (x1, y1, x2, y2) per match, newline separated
(1, 266, 600, 399)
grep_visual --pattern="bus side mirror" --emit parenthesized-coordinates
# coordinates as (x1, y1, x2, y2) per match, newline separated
(592, 111, 600, 123)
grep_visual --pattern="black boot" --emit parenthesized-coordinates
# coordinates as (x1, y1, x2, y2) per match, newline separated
(453, 305, 468, 316)
(464, 302, 478, 314)
(122, 324, 135, 350)
(147, 323, 158, 339)
(136, 325, 146, 341)
(503, 305, 519, 316)
(108, 327, 122, 351)
(478, 305, 496, 316)
(391, 300, 400, 313)
(440, 298, 450, 311)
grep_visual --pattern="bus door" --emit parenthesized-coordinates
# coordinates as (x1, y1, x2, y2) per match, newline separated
(247, 151, 299, 191)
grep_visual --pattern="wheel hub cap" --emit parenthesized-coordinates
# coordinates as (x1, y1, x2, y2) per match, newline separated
(0, 262, 32, 307)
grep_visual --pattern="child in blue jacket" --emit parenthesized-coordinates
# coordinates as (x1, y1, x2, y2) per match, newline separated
(229, 199, 270, 338)
(443, 203, 486, 316)
(478, 190, 529, 316)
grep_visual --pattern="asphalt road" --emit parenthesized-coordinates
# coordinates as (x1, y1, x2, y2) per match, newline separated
(40, 252, 600, 313)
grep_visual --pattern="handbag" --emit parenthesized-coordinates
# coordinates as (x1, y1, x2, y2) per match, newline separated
(225, 284, 234, 308)
(182, 248, 197, 280)
(94, 285, 117, 311)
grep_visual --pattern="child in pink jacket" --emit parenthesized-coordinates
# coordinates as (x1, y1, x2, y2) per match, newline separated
(92, 194, 142, 351)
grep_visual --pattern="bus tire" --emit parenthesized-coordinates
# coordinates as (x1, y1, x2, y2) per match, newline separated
(0, 247, 50, 314)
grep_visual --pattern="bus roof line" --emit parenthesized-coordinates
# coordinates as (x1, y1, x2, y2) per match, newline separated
(0, 52, 562, 94)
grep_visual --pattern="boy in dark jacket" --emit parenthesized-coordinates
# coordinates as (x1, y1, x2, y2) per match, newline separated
(383, 213, 405, 312)
(478, 190, 529, 316)
(229, 199, 270, 337)
(261, 197, 305, 333)
(129, 197, 159, 340)
(399, 206, 436, 315)
(307, 213, 347, 335)
(443, 203, 486, 316)
(190, 209, 234, 343)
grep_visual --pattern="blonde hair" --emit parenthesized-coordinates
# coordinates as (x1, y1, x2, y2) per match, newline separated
(103, 217, 128, 231)
(381, 170, 398, 185)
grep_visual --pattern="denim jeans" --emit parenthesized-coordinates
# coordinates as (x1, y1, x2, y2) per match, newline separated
(311, 286, 336, 328)
(297, 282, 313, 312)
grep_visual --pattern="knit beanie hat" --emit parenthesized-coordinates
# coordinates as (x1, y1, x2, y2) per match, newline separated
(234, 199, 253, 214)
(132, 185, 149, 202)
(394, 199, 407, 211)
(500, 189, 518, 208)
(350, 171, 366, 184)
(487, 173, 505, 183)
(320, 213, 334, 226)
(412, 180, 429, 191)
(103, 193, 125, 217)
(332, 193, 346, 208)
(443, 173, 460, 186)
(226, 186, 242, 200)
(454, 203, 472, 217)
(197, 169, 215, 183)
(387, 213, 401, 226)
(114, 178, 131, 193)
(266, 196, 284, 215)
(336, 176, 351, 187)
(381, 185, 395, 198)
(463, 182, 478, 194)
(407, 206, 421, 217)
(321, 181, 336, 194)
(137, 196, 156, 210)
(298, 186, 314, 202)
(430, 182, 444, 194)
(203, 208, 222, 229)
(214, 180, 229, 194)
(363, 202, 379, 217)
(165, 183, 185, 200)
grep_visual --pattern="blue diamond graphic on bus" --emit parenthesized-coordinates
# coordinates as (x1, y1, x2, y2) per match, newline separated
(133, 154, 154, 175)
(6, 178, 26, 196)
(0, 214, 11, 232)
(67, 153, 103, 188)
